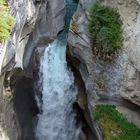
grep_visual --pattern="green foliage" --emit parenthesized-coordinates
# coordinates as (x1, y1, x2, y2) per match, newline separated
(93, 105, 140, 140)
(71, 20, 78, 33)
(88, 2, 122, 57)
(0, 0, 14, 43)
(70, 16, 80, 35)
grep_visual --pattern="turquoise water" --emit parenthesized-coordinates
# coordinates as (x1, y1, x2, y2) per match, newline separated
(58, 0, 78, 41)
(35, 1, 79, 140)
(65, 0, 78, 31)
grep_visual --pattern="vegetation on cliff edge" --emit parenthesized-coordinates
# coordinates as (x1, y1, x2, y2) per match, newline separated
(0, 0, 14, 43)
(93, 104, 140, 140)
(88, 2, 123, 59)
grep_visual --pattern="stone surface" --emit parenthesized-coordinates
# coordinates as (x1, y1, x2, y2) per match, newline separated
(67, 0, 140, 132)
(68, 0, 98, 106)
(0, 0, 66, 140)
(0, 98, 21, 140)
(0, 127, 10, 140)
(1, 0, 140, 139)
(13, 76, 39, 140)
(0, 0, 65, 75)
(130, 12, 140, 71)
(68, 0, 140, 104)
(120, 63, 140, 106)
(117, 105, 140, 128)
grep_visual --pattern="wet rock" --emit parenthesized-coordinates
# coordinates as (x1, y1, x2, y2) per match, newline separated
(118, 1, 140, 105)
(120, 63, 140, 106)
(67, 0, 104, 140)
(68, 0, 133, 104)
(137, 0, 140, 5)
(0, 93, 21, 140)
(68, 0, 98, 105)
(118, 0, 124, 5)
(0, 126, 10, 140)
(0, 0, 66, 140)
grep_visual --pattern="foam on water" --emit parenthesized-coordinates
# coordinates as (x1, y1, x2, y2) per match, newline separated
(35, 39, 80, 140)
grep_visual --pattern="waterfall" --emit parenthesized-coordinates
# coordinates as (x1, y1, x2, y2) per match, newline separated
(35, 0, 79, 139)
(35, 39, 80, 140)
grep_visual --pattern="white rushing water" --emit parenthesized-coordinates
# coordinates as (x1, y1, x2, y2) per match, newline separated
(35, 39, 80, 140)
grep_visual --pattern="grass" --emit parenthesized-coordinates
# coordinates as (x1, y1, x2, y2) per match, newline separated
(70, 16, 79, 35)
(93, 104, 140, 140)
(88, 2, 123, 59)
(0, 0, 14, 43)
(71, 20, 78, 33)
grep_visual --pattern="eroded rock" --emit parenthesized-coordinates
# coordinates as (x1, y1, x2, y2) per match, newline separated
(120, 63, 140, 106)
(0, 0, 66, 75)
(0, 0, 66, 140)
(68, 0, 140, 137)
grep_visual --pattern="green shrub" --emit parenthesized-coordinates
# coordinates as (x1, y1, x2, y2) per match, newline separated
(88, 2, 122, 57)
(93, 104, 140, 140)
(0, 0, 14, 43)
(71, 20, 78, 33)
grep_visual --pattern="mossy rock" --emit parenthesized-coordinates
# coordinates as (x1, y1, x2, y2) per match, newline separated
(93, 105, 140, 140)
(0, 0, 14, 43)
(88, 2, 123, 59)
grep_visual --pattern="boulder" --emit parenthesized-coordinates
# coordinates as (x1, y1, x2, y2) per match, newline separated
(68, 0, 140, 136)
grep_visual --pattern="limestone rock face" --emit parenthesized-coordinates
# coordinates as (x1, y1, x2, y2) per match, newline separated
(68, 0, 136, 103)
(0, 98, 21, 140)
(68, 0, 98, 106)
(0, 0, 65, 75)
(130, 12, 140, 72)
(137, 0, 140, 5)
(67, 0, 140, 128)
(120, 63, 140, 106)
(0, 0, 66, 140)
(120, 0, 140, 106)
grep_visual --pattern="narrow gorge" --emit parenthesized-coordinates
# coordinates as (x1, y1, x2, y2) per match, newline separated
(35, 1, 80, 139)
(0, 0, 140, 140)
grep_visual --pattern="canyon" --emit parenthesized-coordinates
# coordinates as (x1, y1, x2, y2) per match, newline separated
(0, 0, 140, 140)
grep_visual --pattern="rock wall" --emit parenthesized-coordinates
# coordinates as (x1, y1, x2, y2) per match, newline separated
(0, 0, 66, 140)
(68, 0, 98, 106)
(67, 0, 140, 129)
(0, 0, 65, 75)
(1, 0, 140, 139)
